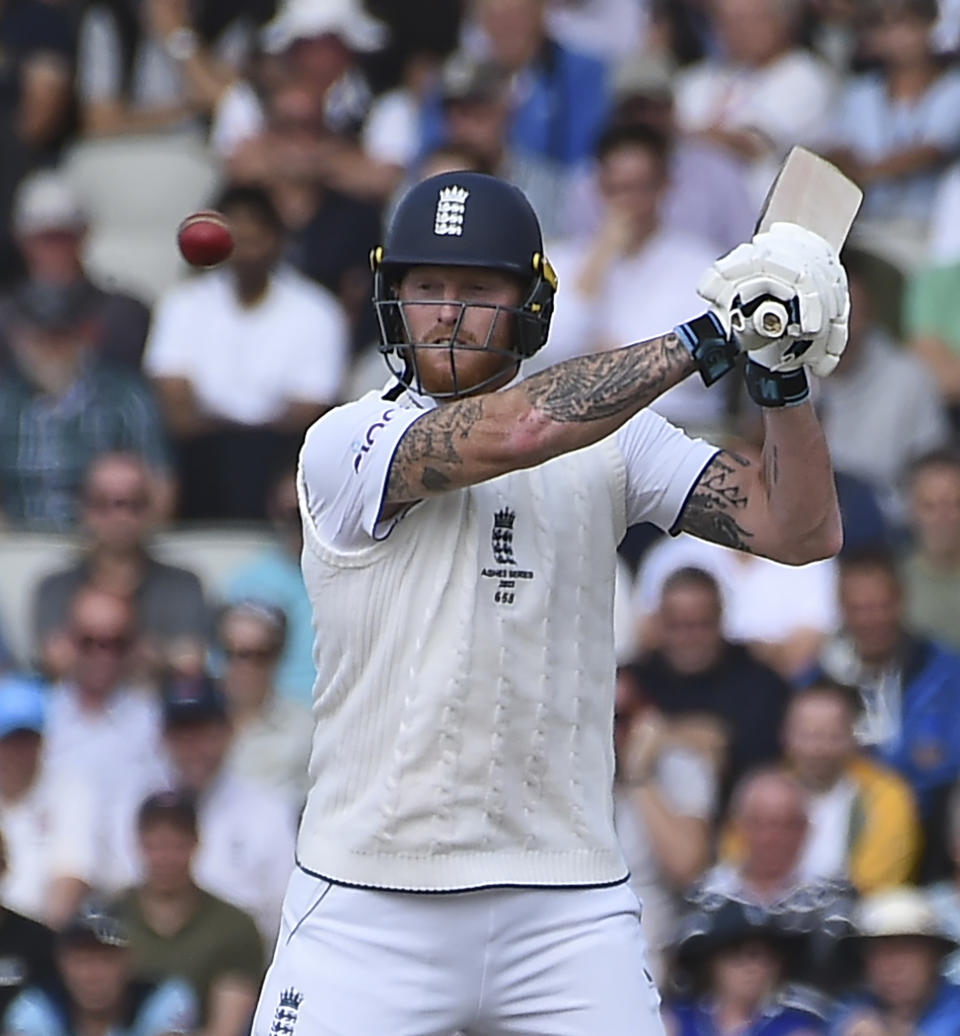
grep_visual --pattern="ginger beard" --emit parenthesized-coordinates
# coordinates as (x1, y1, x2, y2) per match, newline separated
(396, 266, 523, 399)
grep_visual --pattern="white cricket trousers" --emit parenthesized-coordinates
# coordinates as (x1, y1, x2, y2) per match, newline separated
(251, 865, 665, 1035)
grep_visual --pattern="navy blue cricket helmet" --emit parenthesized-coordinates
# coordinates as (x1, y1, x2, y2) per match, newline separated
(370, 171, 557, 397)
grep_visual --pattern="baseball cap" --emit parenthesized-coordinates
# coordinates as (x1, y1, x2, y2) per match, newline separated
(0, 675, 46, 739)
(262, 0, 389, 55)
(161, 673, 228, 728)
(439, 55, 508, 105)
(13, 169, 87, 236)
(60, 897, 129, 949)
(611, 56, 675, 102)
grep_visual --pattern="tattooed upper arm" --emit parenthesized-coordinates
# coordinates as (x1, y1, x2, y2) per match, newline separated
(385, 396, 488, 505)
(675, 451, 758, 553)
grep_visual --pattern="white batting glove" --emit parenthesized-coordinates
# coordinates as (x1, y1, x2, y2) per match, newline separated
(698, 222, 850, 379)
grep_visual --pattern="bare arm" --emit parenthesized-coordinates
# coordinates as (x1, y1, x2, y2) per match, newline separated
(386, 334, 841, 564)
(627, 786, 711, 887)
(621, 718, 711, 887)
(386, 331, 695, 504)
(204, 975, 259, 1036)
(675, 404, 843, 564)
(19, 54, 71, 149)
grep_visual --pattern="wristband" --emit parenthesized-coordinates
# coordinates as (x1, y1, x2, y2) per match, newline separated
(744, 360, 810, 408)
(674, 312, 739, 387)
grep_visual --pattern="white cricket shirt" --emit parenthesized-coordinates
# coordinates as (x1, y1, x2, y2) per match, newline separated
(295, 383, 717, 890)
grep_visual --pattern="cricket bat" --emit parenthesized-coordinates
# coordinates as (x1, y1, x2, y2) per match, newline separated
(745, 146, 863, 340)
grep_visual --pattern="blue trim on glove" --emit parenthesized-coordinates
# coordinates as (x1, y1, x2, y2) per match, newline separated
(744, 360, 810, 407)
(674, 312, 739, 387)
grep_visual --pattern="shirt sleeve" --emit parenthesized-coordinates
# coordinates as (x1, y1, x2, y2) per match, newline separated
(920, 72, 960, 151)
(115, 377, 172, 472)
(46, 774, 98, 885)
(300, 395, 430, 548)
(76, 6, 122, 104)
(284, 292, 349, 406)
(143, 293, 193, 379)
(657, 747, 716, 818)
(615, 410, 719, 531)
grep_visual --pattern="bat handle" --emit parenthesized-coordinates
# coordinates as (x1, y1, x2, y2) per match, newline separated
(751, 299, 789, 339)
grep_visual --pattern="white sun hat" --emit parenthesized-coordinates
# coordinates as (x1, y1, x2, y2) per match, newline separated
(261, 0, 389, 55)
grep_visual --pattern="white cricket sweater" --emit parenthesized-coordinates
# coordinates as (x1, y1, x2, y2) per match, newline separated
(296, 435, 631, 891)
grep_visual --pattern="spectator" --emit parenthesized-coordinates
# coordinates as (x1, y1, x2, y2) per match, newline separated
(613, 666, 715, 981)
(0, 0, 74, 284)
(818, 250, 950, 524)
(257, 0, 387, 137)
(76, 0, 266, 138)
(33, 452, 207, 684)
(0, 828, 57, 1021)
(0, 0, 74, 159)
(816, 548, 960, 876)
(425, 53, 570, 239)
(664, 897, 828, 1036)
(144, 184, 349, 520)
(42, 587, 167, 817)
(0, 170, 151, 373)
(927, 783, 960, 983)
(447, 0, 609, 171)
(217, 600, 312, 808)
(901, 450, 960, 652)
(105, 674, 296, 943)
(632, 536, 838, 680)
(673, 0, 836, 204)
(0, 675, 96, 927)
(2, 896, 196, 1036)
(830, 887, 960, 1036)
(236, 80, 382, 355)
(114, 791, 264, 1036)
(827, 0, 960, 257)
(226, 468, 316, 706)
(564, 57, 756, 253)
(907, 256, 960, 424)
(782, 681, 920, 893)
(688, 769, 856, 985)
(627, 567, 793, 807)
(544, 0, 647, 61)
(0, 281, 171, 530)
(532, 122, 725, 434)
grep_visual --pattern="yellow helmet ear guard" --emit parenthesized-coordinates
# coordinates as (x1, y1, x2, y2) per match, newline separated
(519, 252, 558, 355)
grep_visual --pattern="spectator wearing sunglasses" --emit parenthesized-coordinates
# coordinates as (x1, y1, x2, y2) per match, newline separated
(32, 452, 208, 684)
(217, 600, 312, 810)
(42, 587, 167, 834)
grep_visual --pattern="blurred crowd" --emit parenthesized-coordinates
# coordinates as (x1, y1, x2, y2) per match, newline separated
(3, 0, 960, 1033)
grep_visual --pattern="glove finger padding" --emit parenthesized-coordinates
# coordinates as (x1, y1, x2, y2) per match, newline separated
(697, 221, 850, 376)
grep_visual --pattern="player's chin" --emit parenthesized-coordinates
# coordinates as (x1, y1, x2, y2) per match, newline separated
(413, 344, 491, 394)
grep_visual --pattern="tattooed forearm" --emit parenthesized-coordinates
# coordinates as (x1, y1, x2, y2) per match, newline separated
(677, 452, 755, 552)
(523, 333, 695, 423)
(385, 332, 696, 503)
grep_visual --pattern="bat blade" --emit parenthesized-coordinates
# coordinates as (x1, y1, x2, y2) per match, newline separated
(757, 146, 863, 250)
(748, 147, 863, 339)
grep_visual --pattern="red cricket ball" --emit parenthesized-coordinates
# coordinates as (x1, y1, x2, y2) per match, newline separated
(177, 210, 234, 268)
